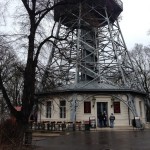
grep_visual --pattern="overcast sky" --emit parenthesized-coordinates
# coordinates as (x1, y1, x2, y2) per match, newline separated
(1, 0, 150, 50)
(120, 0, 150, 50)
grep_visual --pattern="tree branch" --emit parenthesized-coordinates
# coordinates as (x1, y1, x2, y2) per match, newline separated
(0, 71, 18, 116)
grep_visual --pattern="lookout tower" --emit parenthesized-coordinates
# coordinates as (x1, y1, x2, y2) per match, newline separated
(43, 0, 142, 91)
(39, 0, 146, 126)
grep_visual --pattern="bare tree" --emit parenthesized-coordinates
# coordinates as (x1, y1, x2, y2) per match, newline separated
(0, 0, 73, 127)
(130, 43, 150, 121)
(0, 37, 25, 148)
(0, 0, 54, 125)
(0, 37, 23, 114)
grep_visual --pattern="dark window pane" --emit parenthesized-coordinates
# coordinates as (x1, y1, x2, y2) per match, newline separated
(60, 101, 66, 106)
(60, 100, 66, 118)
(114, 102, 120, 113)
(84, 102, 91, 113)
(46, 101, 51, 118)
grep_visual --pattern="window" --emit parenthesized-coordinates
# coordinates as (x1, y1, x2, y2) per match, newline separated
(139, 101, 142, 116)
(46, 101, 51, 118)
(60, 100, 66, 118)
(114, 102, 120, 113)
(84, 101, 91, 113)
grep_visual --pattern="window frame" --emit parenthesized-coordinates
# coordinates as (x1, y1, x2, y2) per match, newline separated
(60, 100, 66, 118)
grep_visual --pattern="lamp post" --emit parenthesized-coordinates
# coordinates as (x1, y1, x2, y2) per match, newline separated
(111, 97, 115, 108)
(92, 97, 96, 108)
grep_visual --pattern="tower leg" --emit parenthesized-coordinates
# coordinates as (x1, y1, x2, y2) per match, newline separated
(127, 94, 138, 117)
(70, 94, 77, 123)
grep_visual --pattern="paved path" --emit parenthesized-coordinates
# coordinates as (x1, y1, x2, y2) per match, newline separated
(33, 128, 150, 150)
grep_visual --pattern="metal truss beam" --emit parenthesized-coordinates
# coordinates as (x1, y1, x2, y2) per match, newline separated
(41, 2, 142, 92)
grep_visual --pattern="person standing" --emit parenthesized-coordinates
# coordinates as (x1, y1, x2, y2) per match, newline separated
(102, 111, 107, 127)
(109, 113, 115, 128)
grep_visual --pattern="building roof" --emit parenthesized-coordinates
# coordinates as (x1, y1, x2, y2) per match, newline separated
(37, 81, 146, 96)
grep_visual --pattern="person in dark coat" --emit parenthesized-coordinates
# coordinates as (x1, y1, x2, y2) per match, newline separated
(102, 111, 107, 127)
(109, 113, 115, 128)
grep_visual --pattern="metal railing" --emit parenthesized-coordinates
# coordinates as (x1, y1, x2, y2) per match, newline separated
(113, 0, 123, 9)
(54, 0, 123, 10)
(29, 121, 90, 131)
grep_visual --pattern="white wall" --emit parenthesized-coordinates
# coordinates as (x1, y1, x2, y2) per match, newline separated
(38, 93, 146, 126)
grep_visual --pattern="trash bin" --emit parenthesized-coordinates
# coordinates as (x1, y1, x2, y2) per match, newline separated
(24, 130, 32, 145)
(84, 121, 90, 131)
(132, 119, 136, 127)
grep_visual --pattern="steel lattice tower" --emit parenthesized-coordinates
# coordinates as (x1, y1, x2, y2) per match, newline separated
(39, 0, 145, 121)
(41, 0, 142, 92)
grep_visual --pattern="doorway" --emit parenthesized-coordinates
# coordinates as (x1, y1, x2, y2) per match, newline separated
(97, 102, 108, 127)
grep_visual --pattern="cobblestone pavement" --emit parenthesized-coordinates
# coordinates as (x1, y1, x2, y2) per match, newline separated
(33, 129, 150, 150)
